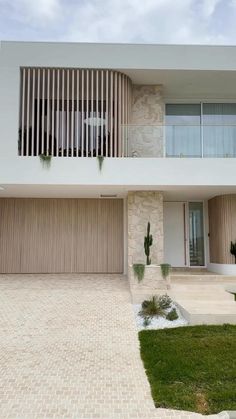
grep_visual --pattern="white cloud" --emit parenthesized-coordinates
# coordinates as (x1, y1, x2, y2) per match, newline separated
(200, 0, 220, 17)
(0, 0, 235, 45)
(0, 0, 60, 24)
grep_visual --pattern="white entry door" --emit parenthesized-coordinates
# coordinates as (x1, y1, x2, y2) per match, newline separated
(164, 202, 187, 267)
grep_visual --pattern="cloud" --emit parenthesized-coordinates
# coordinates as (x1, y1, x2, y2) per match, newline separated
(0, 0, 235, 45)
(199, 0, 221, 17)
(0, 0, 60, 25)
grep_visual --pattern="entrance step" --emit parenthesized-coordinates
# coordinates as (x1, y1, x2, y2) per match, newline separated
(176, 300, 236, 325)
(169, 273, 236, 324)
(169, 286, 235, 301)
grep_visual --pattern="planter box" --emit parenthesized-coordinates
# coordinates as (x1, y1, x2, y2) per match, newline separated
(129, 264, 170, 300)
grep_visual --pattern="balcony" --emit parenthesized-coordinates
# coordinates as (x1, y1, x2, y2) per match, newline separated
(19, 68, 236, 159)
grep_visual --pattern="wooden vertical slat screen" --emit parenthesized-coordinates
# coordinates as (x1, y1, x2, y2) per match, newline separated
(0, 198, 124, 274)
(208, 194, 236, 264)
(19, 68, 131, 157)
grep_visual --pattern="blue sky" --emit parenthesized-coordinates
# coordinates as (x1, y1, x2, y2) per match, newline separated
(1, 0, 236, 44)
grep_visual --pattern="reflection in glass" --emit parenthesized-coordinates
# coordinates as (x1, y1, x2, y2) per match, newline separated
(189, 202, 205, 266)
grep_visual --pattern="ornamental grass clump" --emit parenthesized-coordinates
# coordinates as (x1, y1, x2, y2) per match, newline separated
(39, 153, 52, 169)
(160, 263, 171, 279)
(133, 263, 145, 282)
(139, 296, 166, 318)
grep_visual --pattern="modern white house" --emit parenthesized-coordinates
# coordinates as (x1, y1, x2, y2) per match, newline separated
(1, 41, 236, 289)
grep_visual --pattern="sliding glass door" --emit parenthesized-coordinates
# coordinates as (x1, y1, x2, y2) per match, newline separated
(165, 104, 201, 157)
(202, 103, 236, 157)
(166, 103, 236, 157)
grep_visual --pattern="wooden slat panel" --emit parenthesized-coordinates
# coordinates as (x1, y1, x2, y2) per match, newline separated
(0, 198, 123, 274)
(19, 68, 132, 157)
(208, 194, 236, 264)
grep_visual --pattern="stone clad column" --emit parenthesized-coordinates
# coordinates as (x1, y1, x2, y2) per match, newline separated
(128, 191, 164, 265)
(128, 191, 165, 301)
(129, 85, 164, 157)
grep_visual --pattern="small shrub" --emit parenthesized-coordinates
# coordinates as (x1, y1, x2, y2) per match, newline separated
(143, 316, 151, 328)
(133, 263, 145, 282)
(158, 294, 172, 310)
(160, 263, 171, 279)
(230, 241, 236, 263)
(97, 155, 104, 171)
(39, 153, 52, 169)
(166, 308, 178, 321)
(139, 296, 165, 318)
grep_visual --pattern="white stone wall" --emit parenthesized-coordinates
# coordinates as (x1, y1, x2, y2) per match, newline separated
(129, 85, 164, 157)
(129, 265, 168, 301)
(128, 191, 164, 266)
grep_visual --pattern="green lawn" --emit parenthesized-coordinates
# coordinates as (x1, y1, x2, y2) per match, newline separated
(139, 325, 236, 415)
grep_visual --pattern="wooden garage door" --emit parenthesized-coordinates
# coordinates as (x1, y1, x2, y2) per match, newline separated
(0, 198, 124, 273)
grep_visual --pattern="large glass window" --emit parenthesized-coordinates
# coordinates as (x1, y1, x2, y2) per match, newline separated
(166, 103, 236, 157)
(189, 202, 205, 266)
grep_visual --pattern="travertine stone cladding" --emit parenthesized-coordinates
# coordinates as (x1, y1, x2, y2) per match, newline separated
(128, 191, 164, 266)
(130, 85, 164, 157)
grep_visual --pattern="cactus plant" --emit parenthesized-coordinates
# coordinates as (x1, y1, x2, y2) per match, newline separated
(144, 222, 153, 265)
(230, 240, 236, 263)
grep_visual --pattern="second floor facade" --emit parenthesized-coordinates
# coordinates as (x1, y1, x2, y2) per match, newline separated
(1, 41, 236, 188)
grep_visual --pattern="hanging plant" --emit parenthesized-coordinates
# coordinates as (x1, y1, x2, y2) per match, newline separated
(39, 154, 52, 169)
(133, 263, 145, 282)
(97, 155, 104, 172)
(160, 263, 171, 279)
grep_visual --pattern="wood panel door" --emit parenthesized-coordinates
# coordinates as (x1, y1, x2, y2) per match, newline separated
(0, 198, 124, 273)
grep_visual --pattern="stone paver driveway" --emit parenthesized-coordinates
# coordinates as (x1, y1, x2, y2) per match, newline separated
(0, 274, 225, 419)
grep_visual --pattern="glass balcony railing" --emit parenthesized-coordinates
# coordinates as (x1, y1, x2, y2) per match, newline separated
(123, 124, 236, 158)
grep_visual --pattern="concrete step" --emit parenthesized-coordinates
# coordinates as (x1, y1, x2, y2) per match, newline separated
(170, 292, 235, 302)
(176, 300, 236, 325)
(170, 274, 236, 282)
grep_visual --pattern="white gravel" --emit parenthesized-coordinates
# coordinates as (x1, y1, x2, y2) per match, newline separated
(133, 302, 188, 331)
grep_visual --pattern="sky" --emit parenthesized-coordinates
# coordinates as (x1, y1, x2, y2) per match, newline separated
(0, 0, 236, 44)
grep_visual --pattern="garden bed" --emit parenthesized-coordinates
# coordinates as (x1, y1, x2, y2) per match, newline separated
(133, 302, 188, 330)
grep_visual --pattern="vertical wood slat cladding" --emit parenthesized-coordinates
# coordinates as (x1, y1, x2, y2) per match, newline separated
(0, 198, 124, 274)
(208, 194, 236, 264)
(19, 68, 132, 158)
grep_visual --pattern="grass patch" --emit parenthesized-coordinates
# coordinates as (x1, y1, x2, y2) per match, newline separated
(139, 325, 236, 415)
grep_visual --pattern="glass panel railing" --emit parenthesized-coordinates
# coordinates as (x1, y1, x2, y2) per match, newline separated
(122, 124, 236, 158)
(165, 125, 201, 157)
(203, 125, 236, 157)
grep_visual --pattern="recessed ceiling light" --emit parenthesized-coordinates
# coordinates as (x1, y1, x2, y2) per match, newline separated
(0, 186, 5, 191)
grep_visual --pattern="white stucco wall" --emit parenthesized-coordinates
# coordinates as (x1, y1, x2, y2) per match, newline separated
(1, 157, 236, 188)
(208, 263, 236, 275)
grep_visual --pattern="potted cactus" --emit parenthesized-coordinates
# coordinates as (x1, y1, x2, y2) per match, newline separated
(144, 221, 153, 265)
